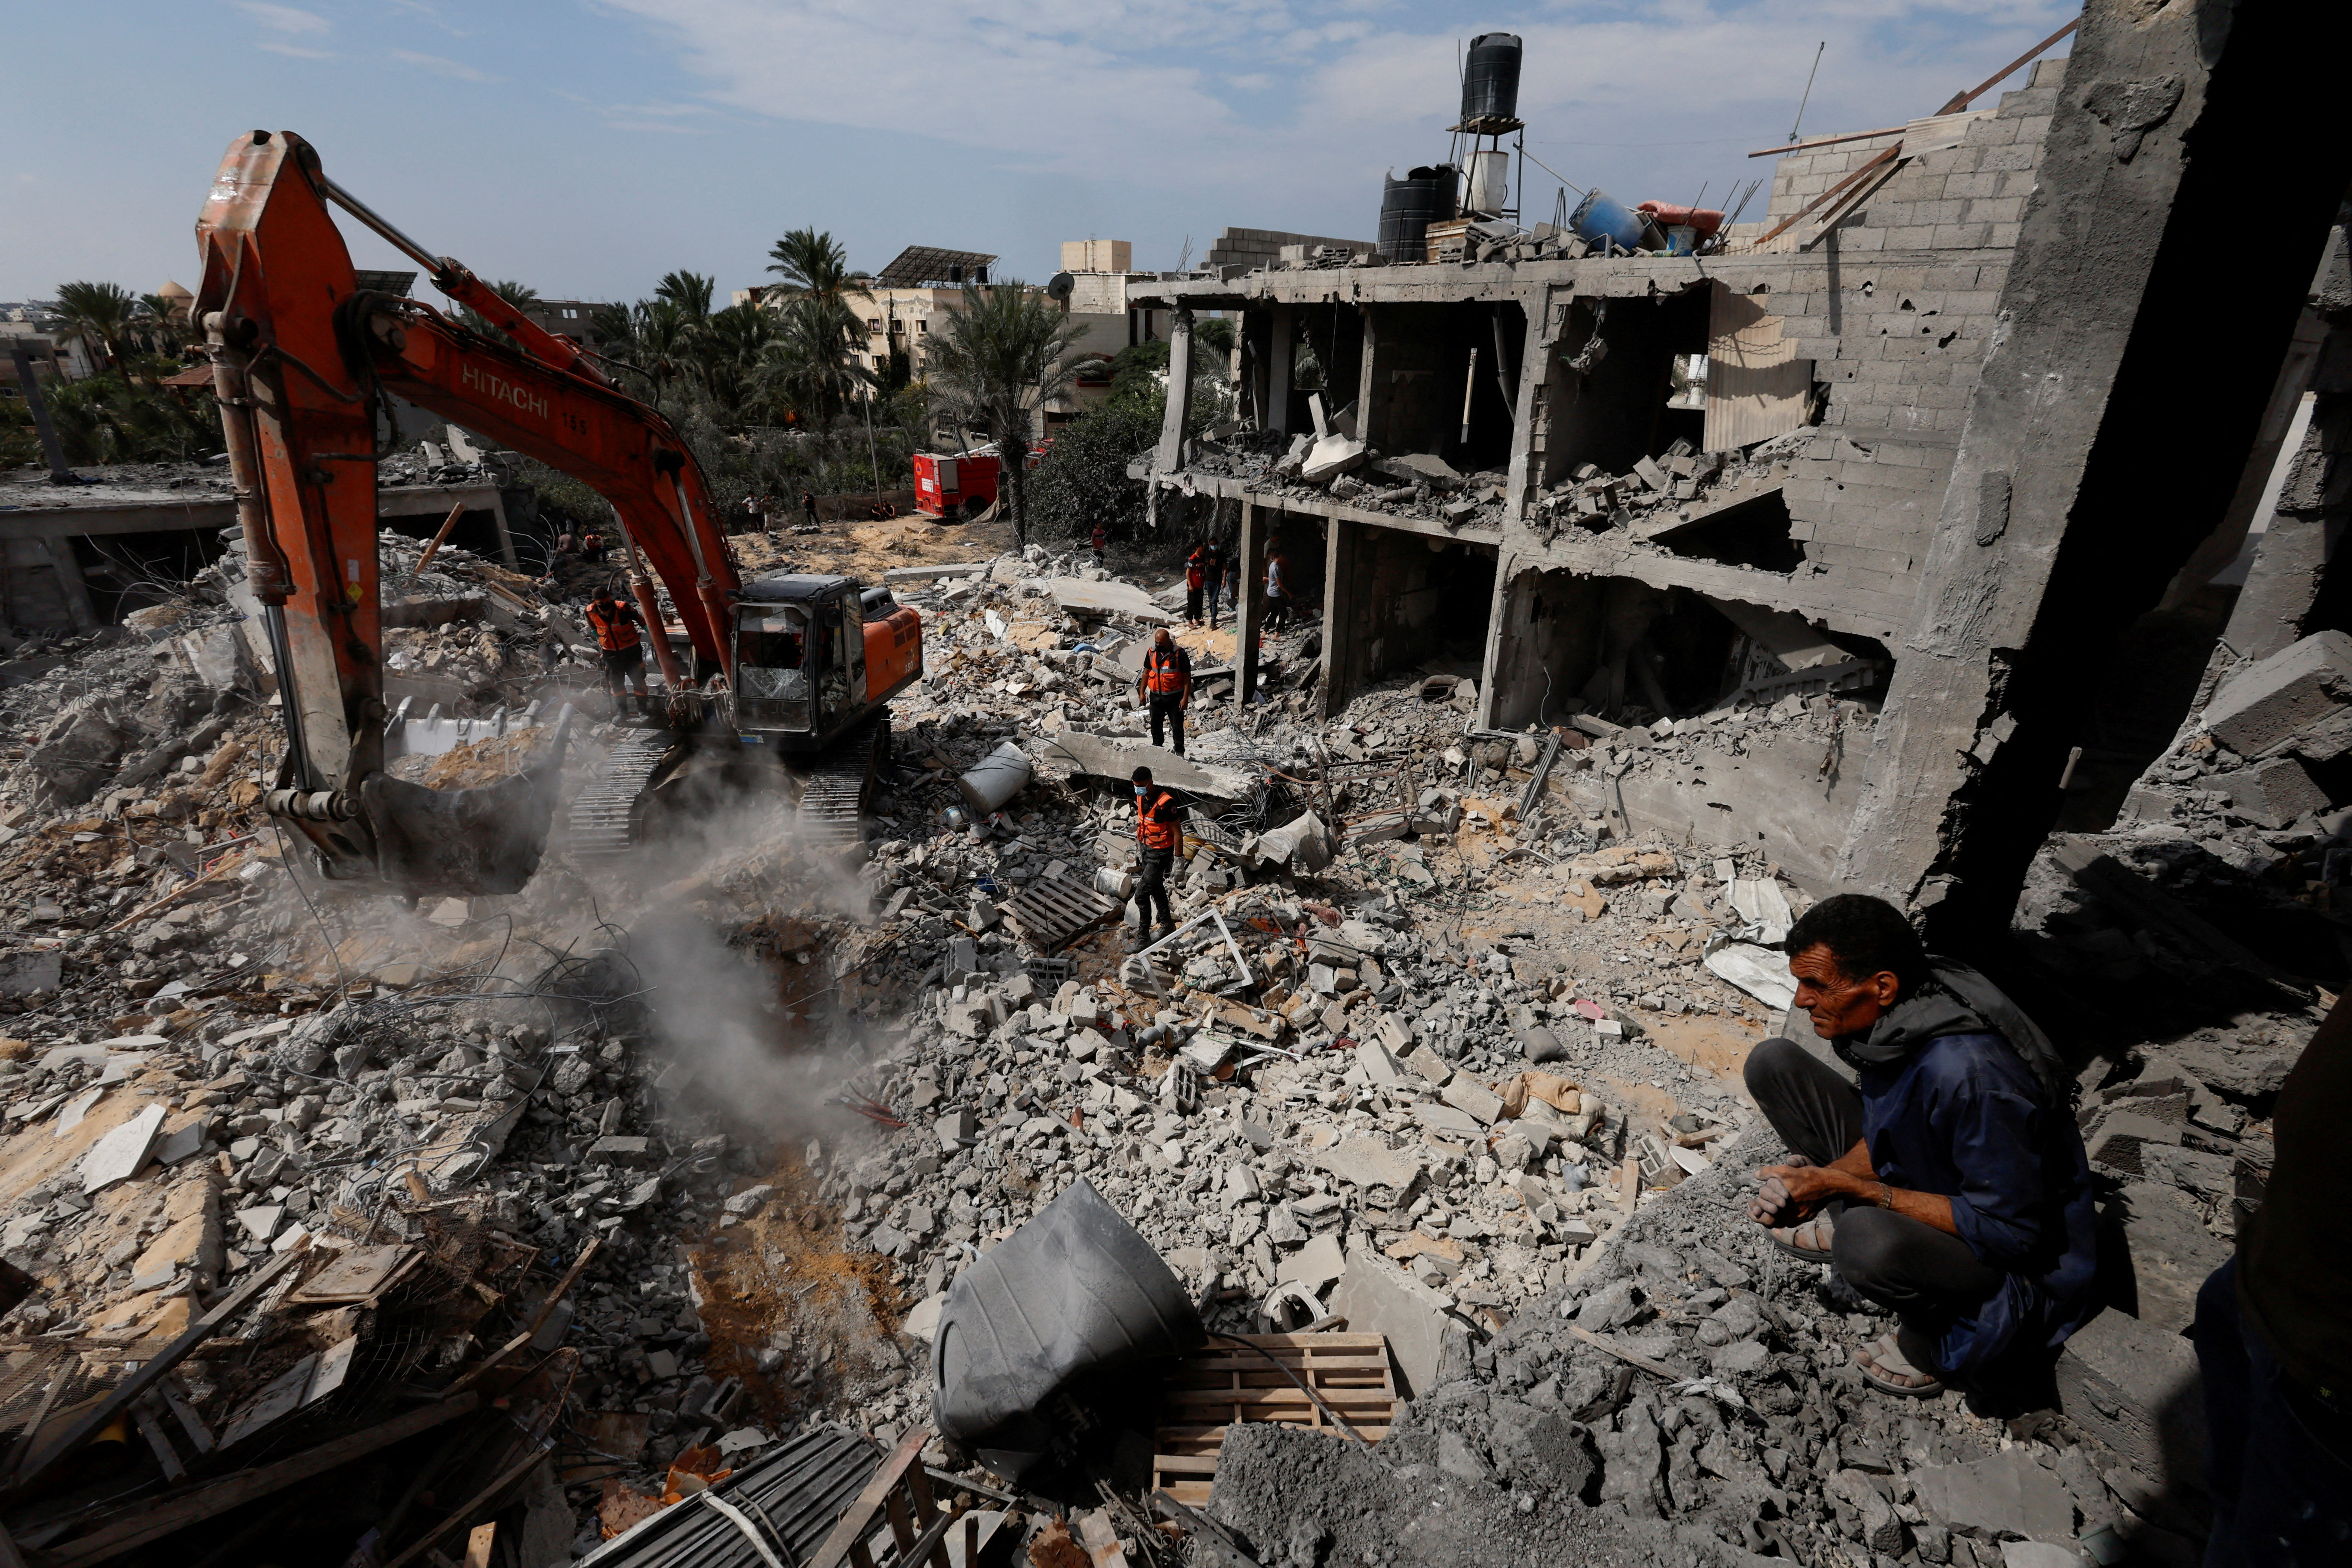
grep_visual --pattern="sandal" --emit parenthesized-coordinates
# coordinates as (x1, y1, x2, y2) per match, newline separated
(1767, 1208, 1836, 1263)
(1856, 1331, 1945, 1398)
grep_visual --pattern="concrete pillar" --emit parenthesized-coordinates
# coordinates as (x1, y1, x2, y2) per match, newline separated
(486, 491, 520, 570)
(1833, 0, 2352, 940)
(1474, 553, 1517, 730)
(7, 347, 71, 482)
(1234, 498, 1261, 709)
(1154, 308, 1195, 473)
(1265, 305, 1294, 437)
(1503, 305, 1556, 524)
(1320, 516, 1364, 719)
(1355, 305, 1383, 438)
(41, 535, 100, 633)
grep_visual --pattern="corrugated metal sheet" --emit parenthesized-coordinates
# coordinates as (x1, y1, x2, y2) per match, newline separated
(1705, 281, 1814, 451)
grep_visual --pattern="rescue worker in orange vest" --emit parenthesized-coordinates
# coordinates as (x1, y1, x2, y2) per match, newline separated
(1130, 765, 1182, 951)
(1138, 627, 1192, 757)
(1184, 545, 1208, 626)
(584, 591, 648, 710)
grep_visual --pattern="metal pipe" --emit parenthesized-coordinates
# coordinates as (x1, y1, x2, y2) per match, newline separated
(319, 177, 444, 276)
(1459, 345, 1480, 446)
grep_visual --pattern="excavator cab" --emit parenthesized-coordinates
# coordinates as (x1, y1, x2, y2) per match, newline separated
(732, 576, 868, 750)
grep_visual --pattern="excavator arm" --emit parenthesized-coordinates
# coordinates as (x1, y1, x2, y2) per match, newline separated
(193, 128, 742, 896)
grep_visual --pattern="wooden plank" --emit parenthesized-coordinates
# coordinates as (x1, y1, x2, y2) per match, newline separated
(462, 1524, 497, 1568)
(8, 1248, 304, 1499)
(380, 1444, 548, 1568)
(43, 1395, 478, 1568)
(807, 1426, 929, 1568)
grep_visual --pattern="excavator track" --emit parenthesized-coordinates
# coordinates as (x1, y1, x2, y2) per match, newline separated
(564, 731, 677, 862)
(795, 717, 886, 855)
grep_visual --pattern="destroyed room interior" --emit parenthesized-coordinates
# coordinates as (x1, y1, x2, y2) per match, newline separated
(0, 0, 2349, 1565)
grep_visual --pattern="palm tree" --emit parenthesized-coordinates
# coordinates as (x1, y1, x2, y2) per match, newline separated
(52, 282, 140, 381)
(134, 293, 188, 356)
(455, 278, 541, 345)
(696, 302, 775, 415)
(756, 295, 873, 427)
(654, 271, 716, 324)
(923, 281, 1083, 543)
(764, 228, 857, 307)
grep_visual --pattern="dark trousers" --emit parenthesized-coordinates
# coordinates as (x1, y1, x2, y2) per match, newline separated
(1149, 694, 1186, 756)
(1203, 577, 1224, 625)
(601, 644, 646, 701)
(1136, 847, 1175, 930)
(2197, 1258, 2352, 1567)
(1743, 1036, 2005, 1342)
(1186, 586, 1203, 623)
(1265, 591, 1288, 631)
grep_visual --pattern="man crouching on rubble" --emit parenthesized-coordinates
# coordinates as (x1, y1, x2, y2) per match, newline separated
(1743, 894, 2098, 1400)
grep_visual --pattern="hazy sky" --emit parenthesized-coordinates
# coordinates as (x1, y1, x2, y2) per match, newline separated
(5, 0, 2074, 307)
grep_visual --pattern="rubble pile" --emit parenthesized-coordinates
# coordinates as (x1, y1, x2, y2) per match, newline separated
(1528, 428, 1815, 551)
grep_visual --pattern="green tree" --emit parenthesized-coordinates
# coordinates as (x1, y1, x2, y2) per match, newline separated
(764, 227, 857, 307)
(653, 270, 716, 323)
(922, 281, 1081, 543)
(756, 295, 873, 427)
(52, 281, 140, 381)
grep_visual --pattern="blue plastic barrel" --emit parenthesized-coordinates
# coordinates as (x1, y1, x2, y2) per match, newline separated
(1571, 188, 1649, 252)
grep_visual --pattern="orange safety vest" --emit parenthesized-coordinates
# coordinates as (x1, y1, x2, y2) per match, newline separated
(1137, 789, 1181, 851)
(585, 599, 640, 652)
(1141, 644, 1189, 697)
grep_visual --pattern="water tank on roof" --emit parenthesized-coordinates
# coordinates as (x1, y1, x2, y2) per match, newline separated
(1461, 32, 1522, 124)
(1466, 151, 1510, 216)
(1380, 165, 1458, 264)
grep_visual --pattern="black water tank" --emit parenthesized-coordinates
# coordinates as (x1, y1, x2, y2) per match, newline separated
(1380, 165, 1458, 264)
(1461, 32, 1522, 124)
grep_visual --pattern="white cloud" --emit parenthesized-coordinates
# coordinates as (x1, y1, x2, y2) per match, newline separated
(600, 0, 2073, 198)
(390, 48, 496, 83)
(234, 1, 330, 35)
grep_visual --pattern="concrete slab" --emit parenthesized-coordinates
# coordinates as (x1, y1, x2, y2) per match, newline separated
(1909, 1447, 2076, 1541)
(1276, 1232, 1347, 1291)
(1315, 1137, 1422, 1199)
(1048, 578, 1173, 624)
(1413, 1103, 1486, 1141)
(2110, 1181, 2231, 1337)
(80, 1103, 166, 1194)
(1328, 1242, 1466, 1399)
(1022, 732, 1255, 800)
(1440, 1078, 1504, 1125)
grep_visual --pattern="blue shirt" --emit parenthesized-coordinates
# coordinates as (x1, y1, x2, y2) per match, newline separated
(1855, 1031, 2101, 1376)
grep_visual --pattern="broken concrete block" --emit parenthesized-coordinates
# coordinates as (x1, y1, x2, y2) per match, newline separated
(0, 949, 62, 995)
(1403, 1045, 1453, 1087)
(1356, 1037, 1409, 1088)
(234, 1204, 287, 1245)
(2054, 1306, 2204, 1489)
(936, 1109, 977, 1151)
(1315, 1137, 1422, 1197)
(1826, 1468, 1907, 1555)
(1328, 1242, 1466, 1399)
(2086, 1109, 2180, 1174)
(80, 1104, 167, 1195)
(1275, 1232, 1347, 1291)
(2112, 1181, 2228, 1336)
(1414, 1102, 1485, 1140)
(1439, 1078, 1503, 1125)
(2138, 1142, 2235, 1197)
(2203, 629, 2352, 758)
(2209, 756, 2331, 827)
(1910, 1446, 2077, 1541)
(587, 1136, 654, 1167)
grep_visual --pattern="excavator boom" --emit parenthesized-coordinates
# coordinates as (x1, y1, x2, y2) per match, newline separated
(193, 129, 748, 895)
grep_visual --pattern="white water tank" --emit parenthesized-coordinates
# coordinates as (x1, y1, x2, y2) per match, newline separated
(1467, 151, 1510, 216)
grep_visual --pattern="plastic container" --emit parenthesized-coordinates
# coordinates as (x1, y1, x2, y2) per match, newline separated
(1466, 150, 1510, 217)
(1461, 32, 1523, 123)
(956, 741, 1031, 813)
(1570, 189, 1653, 252)
(1094, 865, 1135, 899)
(1636, 201, 1726, 240)
(1379, 165, 1457, 264)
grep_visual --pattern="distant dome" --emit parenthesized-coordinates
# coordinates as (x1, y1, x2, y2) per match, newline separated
(156, 280, 195, 315)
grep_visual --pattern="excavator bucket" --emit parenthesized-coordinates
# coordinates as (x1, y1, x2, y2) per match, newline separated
(361, 712, 575, 899)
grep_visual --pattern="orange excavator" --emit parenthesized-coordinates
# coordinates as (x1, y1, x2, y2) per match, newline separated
(194, 129, 923, 897)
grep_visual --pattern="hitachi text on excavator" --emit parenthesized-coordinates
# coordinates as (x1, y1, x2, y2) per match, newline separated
(194, 130, 923, 898)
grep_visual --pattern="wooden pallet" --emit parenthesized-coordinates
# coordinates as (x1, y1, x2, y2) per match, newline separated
(1150, 1333, 1397, 1506)
(1003, 872, 1123, 954)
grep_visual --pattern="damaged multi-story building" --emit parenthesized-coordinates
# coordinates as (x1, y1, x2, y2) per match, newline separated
(1132, 0, 2352, 945)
